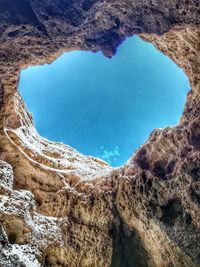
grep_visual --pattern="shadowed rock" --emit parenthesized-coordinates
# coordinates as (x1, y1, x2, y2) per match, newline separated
(0, 0, 200, 266)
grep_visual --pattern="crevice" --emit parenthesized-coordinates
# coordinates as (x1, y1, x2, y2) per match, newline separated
(110, 199, 150, 267)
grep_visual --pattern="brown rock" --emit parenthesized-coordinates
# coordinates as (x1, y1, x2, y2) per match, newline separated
(0, 1, 200, 266)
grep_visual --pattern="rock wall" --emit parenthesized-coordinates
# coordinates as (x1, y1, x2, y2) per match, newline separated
(0, 0, 200, 266)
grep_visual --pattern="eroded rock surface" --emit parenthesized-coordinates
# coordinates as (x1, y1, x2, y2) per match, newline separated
(0, 0, 200, 266)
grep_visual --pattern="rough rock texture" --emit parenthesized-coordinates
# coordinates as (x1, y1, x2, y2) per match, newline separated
(0, 0, 200, 266)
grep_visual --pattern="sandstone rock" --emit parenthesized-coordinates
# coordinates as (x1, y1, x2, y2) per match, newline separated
(0, 0, 200, 266)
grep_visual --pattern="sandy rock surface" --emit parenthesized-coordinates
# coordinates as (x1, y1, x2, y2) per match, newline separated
(0, 0, 200, 266)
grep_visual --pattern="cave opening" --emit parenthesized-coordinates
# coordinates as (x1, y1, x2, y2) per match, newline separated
(18, 36, 190, 167)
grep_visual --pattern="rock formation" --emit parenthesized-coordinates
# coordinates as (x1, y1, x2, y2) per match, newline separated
(0, 0, 200, 266)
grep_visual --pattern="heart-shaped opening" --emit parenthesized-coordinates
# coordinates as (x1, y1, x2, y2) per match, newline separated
(19, 36, 190, 167)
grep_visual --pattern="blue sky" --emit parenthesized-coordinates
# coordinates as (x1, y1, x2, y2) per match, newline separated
(19, 36, 190, 166)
